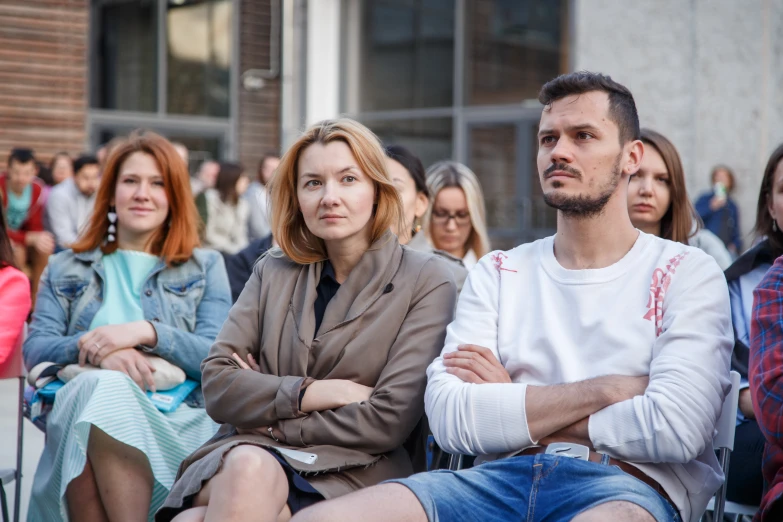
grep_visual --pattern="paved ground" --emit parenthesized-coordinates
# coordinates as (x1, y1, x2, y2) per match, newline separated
(0, 378, 44, 522)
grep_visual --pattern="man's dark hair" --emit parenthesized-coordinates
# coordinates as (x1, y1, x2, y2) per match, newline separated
(8, 147, 35, 167)
(538, 71, 641, 144)
(73, 155, 99, 175)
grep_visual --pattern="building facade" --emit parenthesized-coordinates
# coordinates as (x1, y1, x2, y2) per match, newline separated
(288, 0, 781, 248)
(0, 0, 281, 176)
(2, 0, 779, 248)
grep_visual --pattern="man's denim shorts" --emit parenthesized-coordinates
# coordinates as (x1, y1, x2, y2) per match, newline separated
(388, 453, 682, 522)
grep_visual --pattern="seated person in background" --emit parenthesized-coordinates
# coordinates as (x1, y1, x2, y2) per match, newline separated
(46, 154, 101, 249)
(157, 118, 456, 522)
(0, 196, 31, 375)
(294, 72, 733, 522)
(695, 165, 742, 256)
(222, 234, 274, 303)
(422, 161, 490, 270)
(202, 162, 250, 254)
(245, 152, 280, 242)
(721, 143, 783, 509)
(23, 131, 232, 522)
(385, 145, 468, 293)
(172, 141, 189, 168)
(0, 147, 54, 302)
(49, 151, 74, 186)
(193, 160, 220, 235)
(627, 129, 732, 269)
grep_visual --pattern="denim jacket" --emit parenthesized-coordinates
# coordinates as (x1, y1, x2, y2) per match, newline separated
(24, 247, 232, 406)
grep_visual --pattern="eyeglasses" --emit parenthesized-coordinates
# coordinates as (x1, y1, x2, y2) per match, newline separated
(431, 209, 471, 226)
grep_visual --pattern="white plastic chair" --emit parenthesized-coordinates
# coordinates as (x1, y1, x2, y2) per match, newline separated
(0, 324, 26, 522)
(703, 371, 758, 521)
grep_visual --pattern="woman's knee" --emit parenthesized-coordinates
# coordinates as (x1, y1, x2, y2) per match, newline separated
(220, 445, 287, 487)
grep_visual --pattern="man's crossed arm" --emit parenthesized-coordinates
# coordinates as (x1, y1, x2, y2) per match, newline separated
(440, 344, 648, 449)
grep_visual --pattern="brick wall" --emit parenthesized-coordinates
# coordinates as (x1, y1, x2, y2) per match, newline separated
(238, 0, 281, 175)
(0, 1, 88, 166)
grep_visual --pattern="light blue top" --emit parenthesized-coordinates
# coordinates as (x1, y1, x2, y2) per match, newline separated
(6, 184, 32, 230)
(90, 250, 160, 330)
(729, 262, 772, 424)
(24, 247, 232, 387)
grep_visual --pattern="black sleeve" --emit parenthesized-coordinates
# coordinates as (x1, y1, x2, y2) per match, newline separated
(223, 235, 274, 303)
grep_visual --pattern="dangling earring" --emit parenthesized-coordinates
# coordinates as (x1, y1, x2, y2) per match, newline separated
(774, 220, 778, 233)
(413, 217, 422, 234)
(107, 206, 117, 243)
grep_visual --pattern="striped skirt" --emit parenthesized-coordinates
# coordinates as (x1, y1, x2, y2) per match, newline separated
(27, 370, 218, 522)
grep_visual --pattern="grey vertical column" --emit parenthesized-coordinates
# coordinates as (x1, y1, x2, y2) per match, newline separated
(452, 0, 466, 164)
(157, 0, 167, 116)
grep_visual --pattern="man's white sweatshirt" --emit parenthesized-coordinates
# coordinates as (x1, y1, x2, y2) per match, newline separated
(425, 231, 733, 522)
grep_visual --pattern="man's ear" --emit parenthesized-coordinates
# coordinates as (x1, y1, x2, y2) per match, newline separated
(624, 139, 644, 175)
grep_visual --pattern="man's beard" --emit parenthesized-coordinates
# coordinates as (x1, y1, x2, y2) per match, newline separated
(542, 154, 622, 219)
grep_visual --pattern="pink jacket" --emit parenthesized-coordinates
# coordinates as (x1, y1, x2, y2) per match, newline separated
(0, 266, 30, 375)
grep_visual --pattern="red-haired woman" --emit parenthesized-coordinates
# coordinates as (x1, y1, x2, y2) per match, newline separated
(24, 132, 232, 521)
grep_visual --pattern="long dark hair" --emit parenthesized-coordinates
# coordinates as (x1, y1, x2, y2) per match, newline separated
(215, 162, 244, 205)
(384, 145, 429, 198)
(754, 143, 783, 256)
(0, 195, 17, 269)
(639, 129, 696, 244)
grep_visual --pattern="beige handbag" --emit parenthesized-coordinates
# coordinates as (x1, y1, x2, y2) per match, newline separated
(56, 353, 186, 391)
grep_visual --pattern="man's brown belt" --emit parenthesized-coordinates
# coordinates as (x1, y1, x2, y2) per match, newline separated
(520, 446, 674, 508)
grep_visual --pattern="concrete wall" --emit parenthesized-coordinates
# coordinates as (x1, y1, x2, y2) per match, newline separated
(574, 0, 782, 246)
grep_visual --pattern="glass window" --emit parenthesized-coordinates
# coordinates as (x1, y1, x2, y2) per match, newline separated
(469, 123, 519, 249)
(95, 127, 223, 176)
(165, 135, 223, 174)
(92, 0, 158, 112)
(527, 122, 557, 237)
(166, 0, 233, 117)
(354, 0, 455, 111)
(465, 0, 568, 106)
(363, 118, 452, 169)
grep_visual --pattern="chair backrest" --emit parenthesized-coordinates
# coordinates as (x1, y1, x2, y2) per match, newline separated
(714, 370, 741, 451)
(0, 323, 27, 380)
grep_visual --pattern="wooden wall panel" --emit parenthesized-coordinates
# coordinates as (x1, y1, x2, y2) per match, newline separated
(0, 1, 88, 166)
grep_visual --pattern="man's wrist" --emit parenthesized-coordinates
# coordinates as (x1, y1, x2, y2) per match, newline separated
(579, 377, 615, 412)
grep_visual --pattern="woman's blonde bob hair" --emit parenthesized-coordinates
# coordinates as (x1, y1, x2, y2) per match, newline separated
(424, 161, 491, 259)
(268, 118, 404, 264)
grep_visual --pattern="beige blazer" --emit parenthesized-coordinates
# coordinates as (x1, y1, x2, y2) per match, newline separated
(180, 232, 456, 498)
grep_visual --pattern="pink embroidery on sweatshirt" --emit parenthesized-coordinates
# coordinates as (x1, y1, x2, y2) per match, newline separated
(492, 252, 517, 273)
(643, 252, 689, 335)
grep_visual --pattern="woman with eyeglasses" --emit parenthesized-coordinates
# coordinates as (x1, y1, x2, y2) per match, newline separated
(423, 161, 490, 270)
(385, 146, 468, 292)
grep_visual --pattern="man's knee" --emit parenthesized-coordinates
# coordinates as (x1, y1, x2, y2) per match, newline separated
(292, 483, 426, 522)
(572, 501, 656, 522)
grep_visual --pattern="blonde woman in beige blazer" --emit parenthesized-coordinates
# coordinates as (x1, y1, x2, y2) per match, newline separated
(158, 119, 456, 522)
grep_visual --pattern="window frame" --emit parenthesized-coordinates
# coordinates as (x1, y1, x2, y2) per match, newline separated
(87, 0, 240, 159)
(340, 0, 574, 245)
